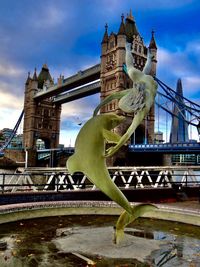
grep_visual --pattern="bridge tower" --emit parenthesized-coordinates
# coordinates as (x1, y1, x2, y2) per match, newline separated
(23, 64, 61, 165)
(100, 11, 157, 164)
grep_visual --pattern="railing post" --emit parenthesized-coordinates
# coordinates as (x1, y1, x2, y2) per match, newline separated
(2, 174, 5, 194)
(186, 173, 188, 187)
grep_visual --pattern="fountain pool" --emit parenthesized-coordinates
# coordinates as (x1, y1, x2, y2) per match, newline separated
(0, 214, 199, 266)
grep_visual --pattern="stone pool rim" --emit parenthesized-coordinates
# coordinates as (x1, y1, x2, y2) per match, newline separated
(0, 200, 199, 227)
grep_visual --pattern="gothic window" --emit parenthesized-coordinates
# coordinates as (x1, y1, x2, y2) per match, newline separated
(44, 109, 48, 117)
(109, 54, 114, 62)
(138, 45, 142, 53)
(134, 44, 137, 52)
(109, 41, 114, 49)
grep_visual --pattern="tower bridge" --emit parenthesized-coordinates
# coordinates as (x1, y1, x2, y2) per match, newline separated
(1, 11, 200, 167)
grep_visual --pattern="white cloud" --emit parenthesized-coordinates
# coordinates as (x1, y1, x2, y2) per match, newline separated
(130, 0, 194, 9)
(182, 76, 200, 94)
(61, 94, 100, 121)
(157, 45, 200, 97)
(158, 47, 189, 76)
(32, 5, 66, 29)
(0, 61, 25, 78)
(0, 108, 23, 132)
(0, 91, 23, 110)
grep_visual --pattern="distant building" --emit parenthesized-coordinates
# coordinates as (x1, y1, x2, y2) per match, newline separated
(170, 79, 189, 143)
(1, 128, 13, 140)
(154, 131, 164, 143)
(0, 128, 23, 148)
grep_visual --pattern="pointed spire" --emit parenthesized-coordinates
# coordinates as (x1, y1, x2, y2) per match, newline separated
(38, 63, 53, 89)
(125, 10, 138, 42)
(118, 14, 126, 35)
(149, 30, 157, 49)
(102, 23, 109, 43)
(42, 63, 49, 70)
(126, 9, 134, 21)
(32, 68, 38, 81)
(25, 71, 31, 85)
(177, 78, 183, 96)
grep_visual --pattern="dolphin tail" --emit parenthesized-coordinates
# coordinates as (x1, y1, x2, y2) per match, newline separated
(114, 203, 157, 244)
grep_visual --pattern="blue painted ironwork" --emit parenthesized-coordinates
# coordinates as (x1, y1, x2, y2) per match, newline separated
(128, 142, 200, 153)
(0, 110, 24, 152)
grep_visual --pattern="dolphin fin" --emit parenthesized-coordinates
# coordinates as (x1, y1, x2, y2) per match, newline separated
(114, 204, 157, 244)
(67, 154, 81, 174)
(102, 129, 121, 144)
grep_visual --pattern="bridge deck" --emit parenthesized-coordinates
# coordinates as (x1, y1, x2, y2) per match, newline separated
(34, 64, 100, 100)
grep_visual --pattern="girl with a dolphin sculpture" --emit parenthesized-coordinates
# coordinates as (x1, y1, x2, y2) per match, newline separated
(67, 41, 158, 244)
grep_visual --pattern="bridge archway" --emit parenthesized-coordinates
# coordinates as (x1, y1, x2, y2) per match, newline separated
(134, 125, 145, 144)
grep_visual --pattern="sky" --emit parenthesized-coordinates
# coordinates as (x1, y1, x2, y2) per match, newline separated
(0, 0, 200, 146)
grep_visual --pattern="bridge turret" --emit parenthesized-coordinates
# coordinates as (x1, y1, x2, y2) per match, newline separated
(148, 30, 157, 76)
(125, 9, 139, 43)
(38, 63, 54, 89)
(101, 24, 109, 75)
(116, 14, 126, 68)
(32, 68, 38, 81)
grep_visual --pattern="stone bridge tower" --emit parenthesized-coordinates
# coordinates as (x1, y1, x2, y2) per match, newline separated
(23, 64, 61, 165)
(100, 11, 157, 164)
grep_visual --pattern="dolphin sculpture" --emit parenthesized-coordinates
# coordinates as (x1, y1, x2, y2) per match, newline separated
(67, 113, 157, 243)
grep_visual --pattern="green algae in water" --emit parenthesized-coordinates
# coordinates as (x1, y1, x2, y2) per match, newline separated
(0, 215, 199, 266)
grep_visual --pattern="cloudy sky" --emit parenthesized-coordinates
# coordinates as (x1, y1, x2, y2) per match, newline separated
(0, 0, 200, 146)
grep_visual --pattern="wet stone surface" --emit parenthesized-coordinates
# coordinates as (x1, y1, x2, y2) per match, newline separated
(0, 215, 199, 266)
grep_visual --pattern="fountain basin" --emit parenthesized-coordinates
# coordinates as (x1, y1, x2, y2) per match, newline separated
(0, 209, 199, 266)
(0, 201, 199, 227)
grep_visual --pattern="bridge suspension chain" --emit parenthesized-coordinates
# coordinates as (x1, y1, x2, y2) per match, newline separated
(155, 77, 200, 119)
(155, 77, 200, 129)
(0, 109, 24, 152)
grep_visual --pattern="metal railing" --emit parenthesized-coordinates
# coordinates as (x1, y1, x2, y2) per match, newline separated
(0, 166, 200, 193)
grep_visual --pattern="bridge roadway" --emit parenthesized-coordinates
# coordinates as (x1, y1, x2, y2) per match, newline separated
(34, 64, 100, 101)
(53, 80, 101, 104)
